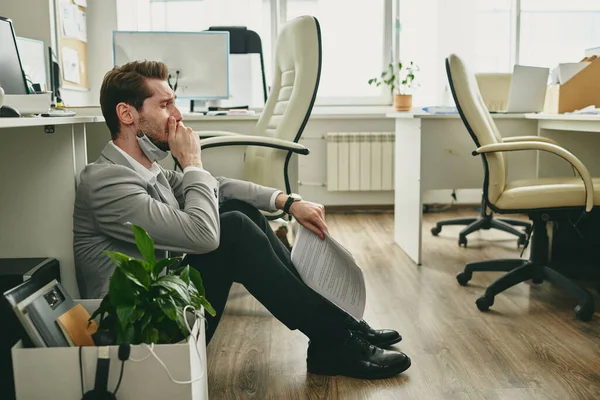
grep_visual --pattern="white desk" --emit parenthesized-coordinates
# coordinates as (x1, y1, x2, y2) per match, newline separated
(390, 111, 600, 265)
(389, 112, 539, 265)
(0, 117, 94, 296)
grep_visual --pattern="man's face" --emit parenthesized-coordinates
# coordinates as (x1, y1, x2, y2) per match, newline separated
(134, 79, 182, 151)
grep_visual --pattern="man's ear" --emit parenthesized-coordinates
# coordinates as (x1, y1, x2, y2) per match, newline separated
(116, 102, 135, 127)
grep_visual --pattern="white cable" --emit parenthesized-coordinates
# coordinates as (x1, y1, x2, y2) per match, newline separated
(129, 305, 207, 385)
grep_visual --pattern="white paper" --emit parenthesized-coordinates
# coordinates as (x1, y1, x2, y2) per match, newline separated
(62, 47, 80, 84)
(74, 0, 87, 7)
(557, 62, 591, 85)
(76, 9, 87, 42)
(290, 225, 366, 321)
(61, 4, 79, 39)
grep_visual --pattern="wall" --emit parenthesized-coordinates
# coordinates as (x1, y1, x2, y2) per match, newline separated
(85, 0, 117, 107)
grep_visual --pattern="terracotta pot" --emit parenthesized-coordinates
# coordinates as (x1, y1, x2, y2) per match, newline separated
(394, 94, 412, 111)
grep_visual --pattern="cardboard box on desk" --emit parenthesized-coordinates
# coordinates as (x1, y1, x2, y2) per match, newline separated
(544, 58, 600, 113)
(11, 299, 208, 400)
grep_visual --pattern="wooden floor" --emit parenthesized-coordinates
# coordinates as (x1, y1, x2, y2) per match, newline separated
(205, 209, 600, 400)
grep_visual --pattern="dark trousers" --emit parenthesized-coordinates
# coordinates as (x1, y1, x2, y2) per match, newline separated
(183, 200, 349, 345)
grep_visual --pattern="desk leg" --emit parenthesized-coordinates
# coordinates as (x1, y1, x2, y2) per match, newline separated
(72, 123, 88, 186)
(394, 118, 423, 265)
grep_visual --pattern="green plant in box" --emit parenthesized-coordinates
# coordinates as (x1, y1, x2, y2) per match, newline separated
(89, 224, 216, 345)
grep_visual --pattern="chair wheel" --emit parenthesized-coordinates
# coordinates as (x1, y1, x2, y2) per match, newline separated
(476, 295, 494, 311)
(456, 272, 472, 286)
(458, 236, 467, 247)
(431, 226, 441, 236)
(574, 303, 594, 322)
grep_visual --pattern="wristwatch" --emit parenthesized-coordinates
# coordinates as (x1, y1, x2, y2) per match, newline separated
(283, 193, 302, 214)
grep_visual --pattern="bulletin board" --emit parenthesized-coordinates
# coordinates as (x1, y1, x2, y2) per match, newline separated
(55, 0, 88, 89)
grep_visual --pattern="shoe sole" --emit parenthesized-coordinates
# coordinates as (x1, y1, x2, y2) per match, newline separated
(375, 336, 402, 348)
(307, 356, 411, 380)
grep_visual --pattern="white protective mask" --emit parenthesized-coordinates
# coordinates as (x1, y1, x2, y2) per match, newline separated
(136, 134, 169, 162)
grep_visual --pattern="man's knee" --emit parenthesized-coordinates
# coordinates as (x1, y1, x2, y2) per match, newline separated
(221, 199, 266, 223)
(220, 210, 255, 232)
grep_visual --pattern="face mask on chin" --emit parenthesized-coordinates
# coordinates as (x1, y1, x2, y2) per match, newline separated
(136, 134, 169, 162)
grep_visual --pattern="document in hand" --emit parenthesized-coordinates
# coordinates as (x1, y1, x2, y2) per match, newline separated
(290, 225, 366, 321)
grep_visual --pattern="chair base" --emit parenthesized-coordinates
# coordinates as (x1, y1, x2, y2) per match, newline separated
(431, 198, 532, 247)
(456, 214, 596, 321)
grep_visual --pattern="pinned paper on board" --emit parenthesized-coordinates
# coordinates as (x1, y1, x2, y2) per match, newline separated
(61, 3, 87, 42)
(62, 47, 81, 84)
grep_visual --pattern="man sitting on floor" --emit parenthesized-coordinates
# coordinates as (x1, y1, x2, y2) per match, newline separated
(73, 60, 411, 379)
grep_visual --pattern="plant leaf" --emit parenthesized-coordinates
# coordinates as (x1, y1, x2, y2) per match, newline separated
(118, 260, 150, 289)
(186, 266, 206, 297)
(132, 225, 156, 266)
(152, 275, 191, 304)
(109, 268, 136, 307)
(116, 304, 136, 331)
(139, 312, 152, 333)
(103, 250, 131, 266)
(174, 265, 191, 288)
(152, 256, 182, 278)
(198, 297, 217, 317)
(143, 327, 159, 344)
(157, 298, 178, 321)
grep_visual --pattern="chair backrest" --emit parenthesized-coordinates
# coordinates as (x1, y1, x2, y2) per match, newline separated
(244, 15, 321, 193)
(207, 26, 268, 103)
(475, 72, 512, 112)
(446, 54, 508, 205)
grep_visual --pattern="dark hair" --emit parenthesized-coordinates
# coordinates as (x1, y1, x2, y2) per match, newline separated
(99, 60, 169, 140)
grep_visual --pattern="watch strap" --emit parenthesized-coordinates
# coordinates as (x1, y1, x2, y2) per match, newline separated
(283, 196, 296, 214)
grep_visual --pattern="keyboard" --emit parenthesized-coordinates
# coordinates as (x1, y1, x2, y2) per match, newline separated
(43, 109, 77, 117)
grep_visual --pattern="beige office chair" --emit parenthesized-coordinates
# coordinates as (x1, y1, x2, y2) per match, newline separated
(192, 15, 322, 220)
(432, 72, 532, 247)
(446, 53, 597, 321)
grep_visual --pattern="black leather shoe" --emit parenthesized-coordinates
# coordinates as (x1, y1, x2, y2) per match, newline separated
(306, 332, 411, 379)
(347, 319, 402, 348)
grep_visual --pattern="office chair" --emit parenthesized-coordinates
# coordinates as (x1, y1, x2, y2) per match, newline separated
(431, 73, 532, 247)
(446, 53, 597, 321)
(194, 16, 322, 221)
(207, 26, 268, 104)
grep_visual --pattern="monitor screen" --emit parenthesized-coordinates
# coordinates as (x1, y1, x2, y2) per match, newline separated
(16, 36, 47, 89)
(113, 31, 229, 100)
(0, 17, 28, 95)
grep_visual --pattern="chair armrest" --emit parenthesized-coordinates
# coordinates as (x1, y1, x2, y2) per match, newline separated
(199, 135, 310, 155)
(474, 141, 594, 212)
(502, 136, 559, 146)
(195, 130, 242, 139)
(503, 136, 579, 177)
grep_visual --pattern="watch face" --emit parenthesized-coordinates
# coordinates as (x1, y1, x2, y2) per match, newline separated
(291, 193, 302, 201)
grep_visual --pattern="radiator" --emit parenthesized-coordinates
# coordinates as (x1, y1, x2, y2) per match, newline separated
(326, 132, 395, 191)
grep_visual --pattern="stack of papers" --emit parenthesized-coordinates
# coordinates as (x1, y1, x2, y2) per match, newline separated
(290, 225, 366, 321)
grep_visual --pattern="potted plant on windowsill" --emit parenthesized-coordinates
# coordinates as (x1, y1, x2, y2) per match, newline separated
(89, 224, 216, 345)
(368, 61, 419, 111)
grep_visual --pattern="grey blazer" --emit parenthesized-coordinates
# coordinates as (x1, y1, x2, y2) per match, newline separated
(73, 142, 278, 299)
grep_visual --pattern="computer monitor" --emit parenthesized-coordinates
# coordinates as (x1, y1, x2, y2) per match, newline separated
(16, 37, 47, 90)
(0, 16, 28, 95)
(112, 31, 229, 100)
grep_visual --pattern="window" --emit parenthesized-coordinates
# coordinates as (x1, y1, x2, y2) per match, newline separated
(285, 0, 391, 104)
(115, 0, 392, 106)
(519, 0, 600, 68)
(474, 1, 512, 73)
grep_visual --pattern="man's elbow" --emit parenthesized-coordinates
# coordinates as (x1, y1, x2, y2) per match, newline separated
(204, 235, 220, 253)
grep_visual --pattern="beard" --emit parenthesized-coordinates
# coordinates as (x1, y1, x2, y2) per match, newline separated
(136, 116, 170, 151)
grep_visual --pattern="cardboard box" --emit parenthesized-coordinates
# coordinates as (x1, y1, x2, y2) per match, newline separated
(543, 58, 600, 113)
(11, 300, 208, 400)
